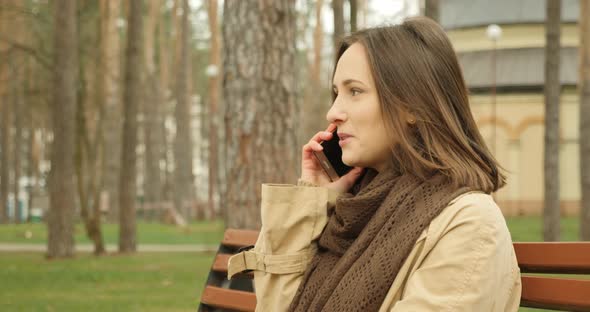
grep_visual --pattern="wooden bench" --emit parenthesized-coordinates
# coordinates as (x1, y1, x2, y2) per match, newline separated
(198, 229, 590, 311)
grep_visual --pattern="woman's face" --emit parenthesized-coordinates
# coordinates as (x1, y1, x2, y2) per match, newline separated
(327, 42, 392, 172)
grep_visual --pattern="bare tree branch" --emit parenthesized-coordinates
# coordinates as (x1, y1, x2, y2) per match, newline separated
(0, 35, 52, 71)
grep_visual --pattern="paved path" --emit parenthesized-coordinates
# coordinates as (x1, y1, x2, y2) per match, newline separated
(0, 243, 217, 253)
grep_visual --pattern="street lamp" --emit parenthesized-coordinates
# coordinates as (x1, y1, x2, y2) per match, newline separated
(486, 24, 502, 156)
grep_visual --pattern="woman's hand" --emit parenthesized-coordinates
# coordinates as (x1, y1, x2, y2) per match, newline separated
(300, 125, 365, 194)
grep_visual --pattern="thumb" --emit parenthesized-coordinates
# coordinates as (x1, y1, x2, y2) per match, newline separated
(334, 167, 364, 190)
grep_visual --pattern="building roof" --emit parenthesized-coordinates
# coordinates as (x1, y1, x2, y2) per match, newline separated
(458, 47, 578, 89)
(441, 0, 579, 30)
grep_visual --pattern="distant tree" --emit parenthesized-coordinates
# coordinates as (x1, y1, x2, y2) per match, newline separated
(349, 0, 358, 32)
(173, 0, 196, 220)
(580, 0, 590, 240)
(207, 0, 221, 220)
(332, 0, 344, 52)
(222, 0, 299, 229)
(543, 0, 561, 242)
(143, 0, 164, 209)
(424, 0, 440, 23)
(99, 0, 122, 223)
(0, 3, 11, 224)
(302, 0, 327, 149)
(119, 0, 143, 253)
(12, 52, 24, 225)
(47, 0, 78, 258)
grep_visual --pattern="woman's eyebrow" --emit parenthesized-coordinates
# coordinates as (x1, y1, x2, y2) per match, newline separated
(332, 79, 367, 89)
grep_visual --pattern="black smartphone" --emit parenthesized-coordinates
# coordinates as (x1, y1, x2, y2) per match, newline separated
(312, 126, 353, 182)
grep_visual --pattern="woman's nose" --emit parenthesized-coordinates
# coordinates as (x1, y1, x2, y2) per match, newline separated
(326, 100, 347, 124)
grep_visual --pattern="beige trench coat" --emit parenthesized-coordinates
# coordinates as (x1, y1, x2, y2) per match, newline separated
(228, 180, 522, 311)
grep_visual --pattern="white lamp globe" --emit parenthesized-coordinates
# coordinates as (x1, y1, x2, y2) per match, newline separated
(486, 24, 502, 40)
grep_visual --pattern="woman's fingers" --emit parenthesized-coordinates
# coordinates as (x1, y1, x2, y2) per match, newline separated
(302, 132, 331, 153)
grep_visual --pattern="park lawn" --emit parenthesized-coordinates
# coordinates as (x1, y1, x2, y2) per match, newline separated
(0, 216, 581, 245)
(0, 252, 215, 312)
(0, 220, 225, 245)
(506, 216, 580, 241)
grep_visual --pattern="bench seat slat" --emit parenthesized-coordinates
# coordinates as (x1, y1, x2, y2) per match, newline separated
(520, 276, 590, 311)
(201, 286, 256, 312)
(212, 254, 231, 273)
(212, 253, 253, 278)
(222, 229, 259, 248)
(514, 242, 590, 274)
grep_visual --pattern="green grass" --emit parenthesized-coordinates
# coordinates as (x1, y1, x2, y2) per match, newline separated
(0, 252, 215, 312)
(0, 220, 225, 245)
(506, 216, 580, 241)
(0, 216, 581, 246)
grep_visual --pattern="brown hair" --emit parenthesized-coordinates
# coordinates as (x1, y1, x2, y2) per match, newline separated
(333, 17, 505, 193)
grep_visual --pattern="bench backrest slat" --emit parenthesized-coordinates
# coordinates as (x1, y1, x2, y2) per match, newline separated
(514, 242, 590, 274)
(222, 229, 259, 248)
(520, 276, 590, 311)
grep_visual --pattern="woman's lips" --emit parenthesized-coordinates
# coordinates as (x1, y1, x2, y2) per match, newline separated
(338, 133, 353, 146)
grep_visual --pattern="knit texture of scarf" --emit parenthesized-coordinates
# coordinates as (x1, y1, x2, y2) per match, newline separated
(288, 168, 471, 312)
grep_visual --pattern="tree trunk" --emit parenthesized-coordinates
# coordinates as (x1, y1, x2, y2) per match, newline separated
(0, 4, 10, 223)
(332, 0, 344, 53)
(47, 0, 77, 258)
(349, 0, 357, 32)
(119, 0, 143, 253)
(99, 0, 122, 223)
(13, 66, 23, 224)
(0, 68, 10, 224)
(222, 0, 299, 229)
(424, 0, 440, 23)
(301, 0, 327, 148)
(173, 0, 195, 221)
(580, 0, 590, 240)
(75, 74, 106, 255)
(207, 0, 221, 220)
(143, 0, 164, 209)
(543, 0, 561, 242)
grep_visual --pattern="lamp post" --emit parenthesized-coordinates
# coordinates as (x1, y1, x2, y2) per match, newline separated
(486, 24, 502, 156)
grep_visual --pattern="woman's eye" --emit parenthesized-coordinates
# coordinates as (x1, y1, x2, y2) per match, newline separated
(351, 89, 362, 96)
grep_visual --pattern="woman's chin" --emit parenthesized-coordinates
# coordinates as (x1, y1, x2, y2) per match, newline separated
(341, 155, 355, 167)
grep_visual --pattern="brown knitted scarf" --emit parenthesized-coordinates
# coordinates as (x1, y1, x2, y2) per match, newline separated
(288, 168, 471, 312)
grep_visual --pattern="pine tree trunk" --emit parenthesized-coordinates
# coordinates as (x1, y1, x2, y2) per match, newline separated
(13, 70, 23, 224)
(543, 0, 561, 242)
(0, 3, 10, 223)
(349, 0, 357, 32)
(47, 0, 77, 258)
(0, 68, 10, 224)
(99, 0, 122, 223)
(424, 0, 440, 23)
(580, 0, 590, 240)
(301, 0, 326, 147)
(144, 0, 164, 208)
(158, 6, 173, 204)
(332, 0, 344, 52)
(173, 0, 195, 220)
(119, 0, 143, 253)
(222, 0, 299, 229)
(207, 0, 221, 220)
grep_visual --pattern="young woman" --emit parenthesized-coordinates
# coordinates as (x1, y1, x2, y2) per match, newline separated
(228, 16, 521, 311)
